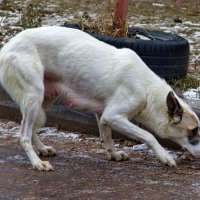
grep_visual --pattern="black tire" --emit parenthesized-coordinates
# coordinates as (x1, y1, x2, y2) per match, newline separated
(63, 24, 189, 79)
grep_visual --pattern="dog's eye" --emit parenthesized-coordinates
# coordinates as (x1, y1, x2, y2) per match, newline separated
(172, 114, 182, 124)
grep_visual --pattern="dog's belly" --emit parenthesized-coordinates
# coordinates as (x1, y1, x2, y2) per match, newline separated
(66, 93, 104, 113)
(44, 73, 104, 113)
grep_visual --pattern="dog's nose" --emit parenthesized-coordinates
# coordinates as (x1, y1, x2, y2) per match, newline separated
(188, 127, 200, 145)
(189, 138, 199, 146)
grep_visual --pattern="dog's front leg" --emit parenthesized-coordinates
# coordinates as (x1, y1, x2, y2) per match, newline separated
(100, 99, 176, 166)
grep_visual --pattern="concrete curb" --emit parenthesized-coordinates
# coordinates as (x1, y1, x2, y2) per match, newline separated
(0, 84, 99, 135)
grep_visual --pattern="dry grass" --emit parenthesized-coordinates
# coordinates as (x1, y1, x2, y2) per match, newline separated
(64, 0, 129, 37)
(19, 0, 47, 28)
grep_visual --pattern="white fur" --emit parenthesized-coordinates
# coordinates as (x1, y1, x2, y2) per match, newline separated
(0, 26, 199, 170)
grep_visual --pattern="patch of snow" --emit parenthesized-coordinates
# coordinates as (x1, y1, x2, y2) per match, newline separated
(144, 179, 159, 185)
(186, 38, 195, 44)
(0, 159, 6, 164)
(163, 181, 177, 186)
(7, 155, 28, 164)
(71, 154, 92, 159)
(132, 144, 149, 151)
(191, 183, 200, 190)
(39, 127, 80, 141)
(123, 144, 153, 154)
(0, 121, 80, 141)
(152, 3, 164, 7)
(0, 121, 20, 138)
(164, 28, 178, 34)
(193, 31, 200, 38)
(114, 143, 120, 148)
(183, 88, 200, 100)
(183, 21, 200, 27)
(125, 144, 181, 160)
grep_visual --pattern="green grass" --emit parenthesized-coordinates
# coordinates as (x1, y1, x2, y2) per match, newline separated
(169, 75, 199, 91)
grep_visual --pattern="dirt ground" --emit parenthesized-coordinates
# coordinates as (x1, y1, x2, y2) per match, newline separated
(0, 120, 200, 200)
(0, 1, 200, 199)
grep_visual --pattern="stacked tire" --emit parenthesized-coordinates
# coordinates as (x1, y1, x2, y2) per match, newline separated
(64, 24, 190, 79)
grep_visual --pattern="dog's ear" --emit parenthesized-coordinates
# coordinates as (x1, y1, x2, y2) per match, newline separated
(167, 91, 183, 118)
(173, 83, 184, 99)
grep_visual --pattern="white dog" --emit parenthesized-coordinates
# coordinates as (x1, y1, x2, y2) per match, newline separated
(0, 26, 200, 170)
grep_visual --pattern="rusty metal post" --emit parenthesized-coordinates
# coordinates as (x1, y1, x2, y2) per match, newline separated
(113, 0, 128, 36)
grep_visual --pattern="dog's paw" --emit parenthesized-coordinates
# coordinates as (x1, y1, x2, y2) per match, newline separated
(155, 149, 176, 167)
(39, 146, 57, 157)
(33, 160, 54, 171)
(109, 151, 129, 161)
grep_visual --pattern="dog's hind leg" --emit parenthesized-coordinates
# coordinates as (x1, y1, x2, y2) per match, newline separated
(32, 108, 57, 157)
(1, 52, 54, 170)
(95, 114, 103, 143)
(19, 89, 54, 170)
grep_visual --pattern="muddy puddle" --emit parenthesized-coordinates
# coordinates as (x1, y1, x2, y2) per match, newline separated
(0, 119, 200, 199)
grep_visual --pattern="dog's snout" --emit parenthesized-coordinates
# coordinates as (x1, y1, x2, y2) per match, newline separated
(188, 127, 200, 145)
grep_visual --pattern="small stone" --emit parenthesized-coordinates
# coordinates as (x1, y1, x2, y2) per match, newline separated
(174, 18, 182, 23)
(4, 123, 14, 129)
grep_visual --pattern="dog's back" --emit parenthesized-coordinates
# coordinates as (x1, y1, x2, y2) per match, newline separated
(0, 26, 158, 104)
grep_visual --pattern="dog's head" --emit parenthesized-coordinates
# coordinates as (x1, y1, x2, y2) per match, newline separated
(164, 85, 200, 156)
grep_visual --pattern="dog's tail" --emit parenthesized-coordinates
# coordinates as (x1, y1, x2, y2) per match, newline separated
(0, 51, 45, 112)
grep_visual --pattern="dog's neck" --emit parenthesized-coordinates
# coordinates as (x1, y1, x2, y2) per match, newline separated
(135, 81, 171, 137)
